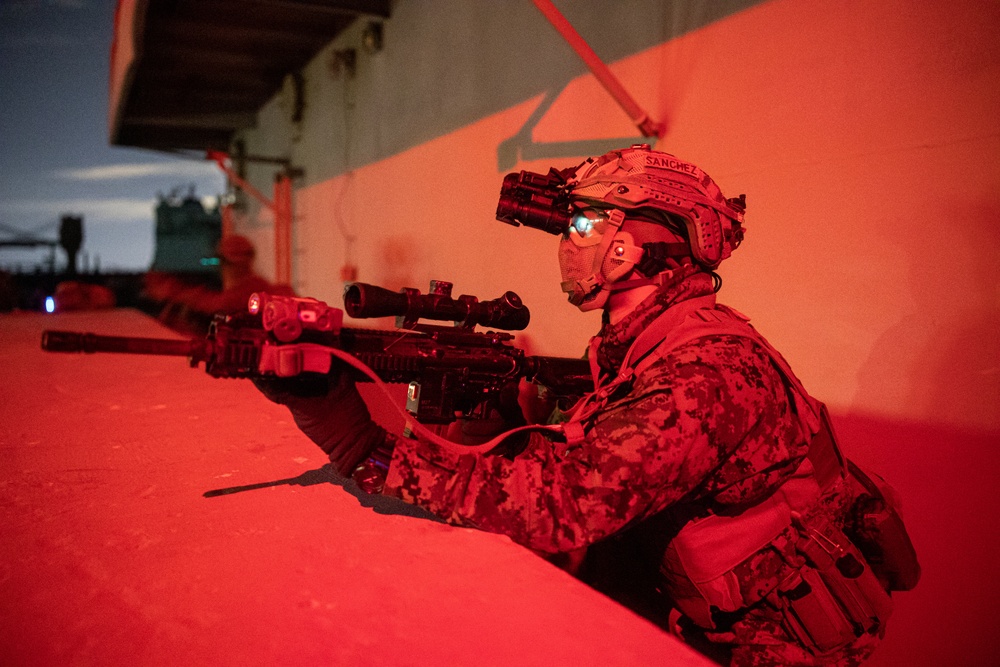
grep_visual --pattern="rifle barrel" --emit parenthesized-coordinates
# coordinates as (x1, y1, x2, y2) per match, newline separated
(41, 330, 205, 358)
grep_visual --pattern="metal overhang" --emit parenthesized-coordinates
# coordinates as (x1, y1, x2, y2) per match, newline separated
(109, 0, 391, 152)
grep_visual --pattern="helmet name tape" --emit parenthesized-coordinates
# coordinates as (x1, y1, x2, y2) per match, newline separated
(644, 154, 701, 179)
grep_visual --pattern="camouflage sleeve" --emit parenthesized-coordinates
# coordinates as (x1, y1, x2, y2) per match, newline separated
(382, 335, 804, 555)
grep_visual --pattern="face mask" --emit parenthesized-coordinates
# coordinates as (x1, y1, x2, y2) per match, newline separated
(558, 208, 643, 311)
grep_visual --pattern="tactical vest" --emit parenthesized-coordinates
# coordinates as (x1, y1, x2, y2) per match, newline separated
(573, 295, 905, 655)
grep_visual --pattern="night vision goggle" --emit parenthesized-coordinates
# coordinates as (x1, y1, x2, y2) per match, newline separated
(494, 145, 747, 271)
(495, 167, 576, 236)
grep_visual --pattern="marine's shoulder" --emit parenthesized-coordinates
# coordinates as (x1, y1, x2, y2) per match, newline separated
(637, 330, 780, 394)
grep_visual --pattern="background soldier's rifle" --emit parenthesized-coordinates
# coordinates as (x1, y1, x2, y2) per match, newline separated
(40, 280, 593, 425)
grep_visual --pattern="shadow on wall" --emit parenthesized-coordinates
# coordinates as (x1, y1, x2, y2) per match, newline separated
(832, 413, 999, 667)
(853, 200, 1000, 430)
(496, 84, 647, 171)
(847, 202, 1000, 667)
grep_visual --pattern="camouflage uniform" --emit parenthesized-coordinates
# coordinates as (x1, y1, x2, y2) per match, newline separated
(375, 272, 880, 666)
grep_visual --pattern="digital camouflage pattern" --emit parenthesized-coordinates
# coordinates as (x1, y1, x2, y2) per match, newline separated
(377, 272, 880, 666)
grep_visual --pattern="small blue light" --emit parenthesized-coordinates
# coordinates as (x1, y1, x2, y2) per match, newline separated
(200, 257, 221, 266)
(572, 213, 595, 235)
(45, 296, 55, 313)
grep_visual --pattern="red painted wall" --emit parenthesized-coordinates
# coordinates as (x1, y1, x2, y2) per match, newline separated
(238, 0, 1000, 663)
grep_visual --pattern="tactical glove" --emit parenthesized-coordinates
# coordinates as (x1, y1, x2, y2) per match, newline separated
(253, 371, 386, 476)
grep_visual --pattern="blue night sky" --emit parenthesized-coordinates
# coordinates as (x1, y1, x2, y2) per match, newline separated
(0, 0, 225, 272)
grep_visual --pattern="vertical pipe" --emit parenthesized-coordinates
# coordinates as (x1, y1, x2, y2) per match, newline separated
(220, 203, 234, 239)
(208, 151, 293, 286)
(274, 174, 293, 286)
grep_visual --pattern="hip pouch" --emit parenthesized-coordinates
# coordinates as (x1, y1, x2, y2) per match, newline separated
(776, 516, 894, 655)
(845, 460, 921, 592)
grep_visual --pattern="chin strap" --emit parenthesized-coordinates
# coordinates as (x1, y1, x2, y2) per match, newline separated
(605, 260, 700, 295)
(563, 242, 695, 305)
(637, 241, 692, 276)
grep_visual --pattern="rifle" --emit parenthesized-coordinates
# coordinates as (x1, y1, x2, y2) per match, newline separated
(40, 280, 593, 425)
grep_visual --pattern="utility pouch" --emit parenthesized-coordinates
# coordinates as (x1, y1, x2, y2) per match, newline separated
(846, 460, 921, 591)
(777, 516, 894, 655)
(797, 519, 893, 626)
(776, 567, 858, 654)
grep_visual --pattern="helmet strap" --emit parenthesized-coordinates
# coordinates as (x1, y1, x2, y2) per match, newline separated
(609, 261, 700, 293)
(636, 241, 692, 277)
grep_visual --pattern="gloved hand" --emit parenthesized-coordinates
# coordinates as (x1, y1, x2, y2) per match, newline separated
(253, 371, 386, 475)
(444, 379, 533, 456)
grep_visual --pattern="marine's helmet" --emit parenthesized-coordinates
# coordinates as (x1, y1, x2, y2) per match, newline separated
(496, 144, 746, 311)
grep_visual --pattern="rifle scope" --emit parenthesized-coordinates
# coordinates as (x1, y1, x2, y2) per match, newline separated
(343, 280, 530, 331)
